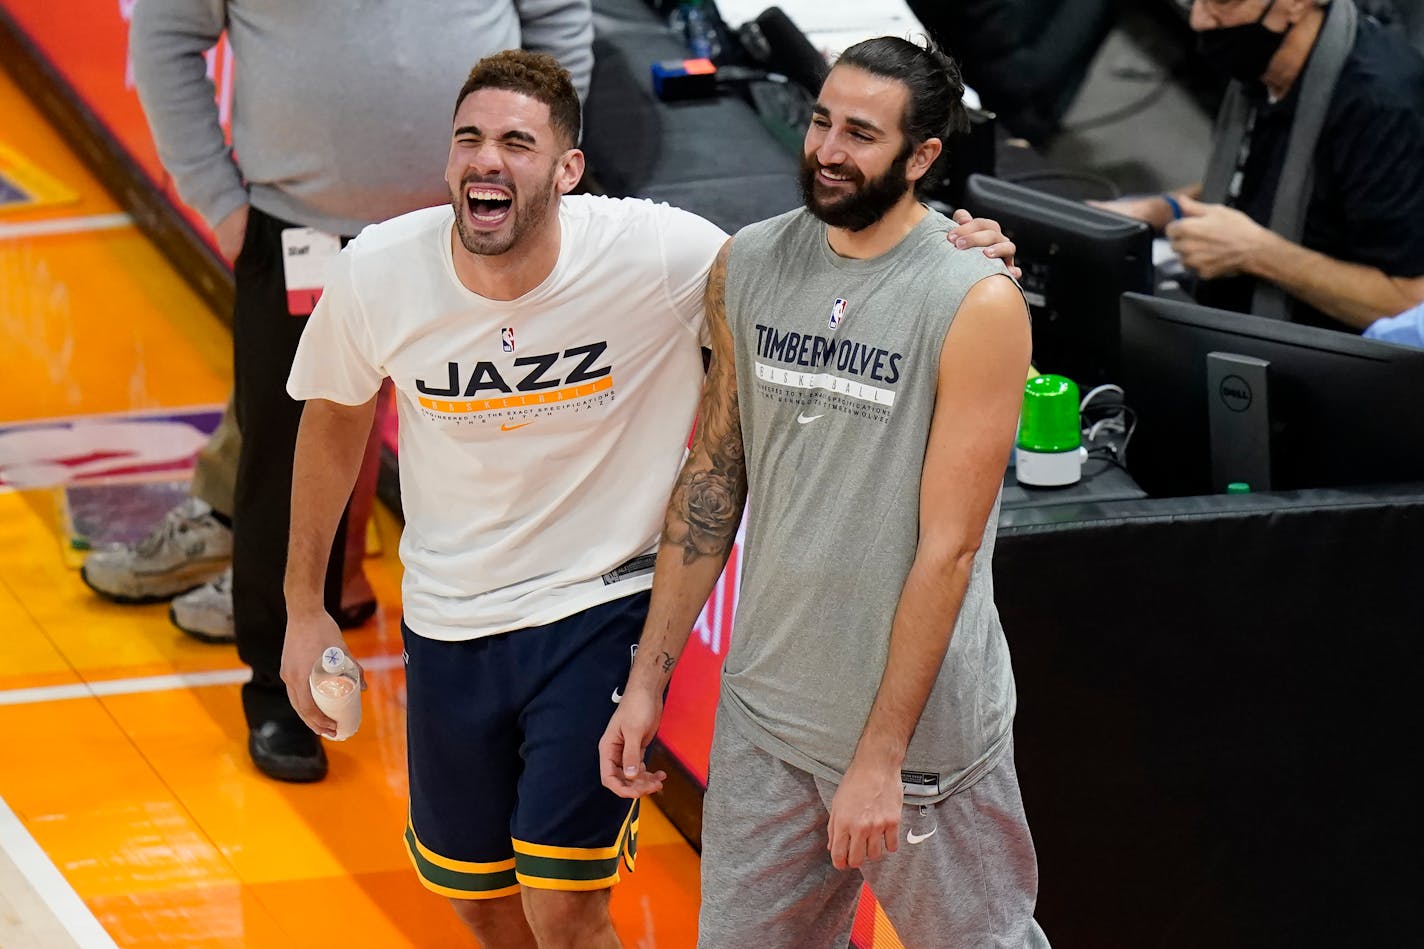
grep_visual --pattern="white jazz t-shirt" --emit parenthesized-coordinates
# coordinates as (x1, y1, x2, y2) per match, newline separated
(288, 195, 727, 641)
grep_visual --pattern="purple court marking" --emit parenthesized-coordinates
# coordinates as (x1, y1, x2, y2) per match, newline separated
(0, 406, 223, 491)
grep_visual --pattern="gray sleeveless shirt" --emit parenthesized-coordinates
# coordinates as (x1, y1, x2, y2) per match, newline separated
(720, 206, 1018, 801)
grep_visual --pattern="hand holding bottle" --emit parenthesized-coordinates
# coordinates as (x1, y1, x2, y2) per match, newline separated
(309, 646, 363, 740)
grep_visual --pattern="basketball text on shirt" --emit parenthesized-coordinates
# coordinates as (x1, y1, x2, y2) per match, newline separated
(414, 341, 611, 397)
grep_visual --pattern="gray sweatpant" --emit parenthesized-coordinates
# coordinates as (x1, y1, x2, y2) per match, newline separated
(698, 714, 1051, 948)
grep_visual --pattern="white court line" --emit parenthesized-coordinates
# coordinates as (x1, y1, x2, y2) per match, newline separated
(0, 796, 119, 948)
(0, 653, 404, 707)
(0, 653, 402, 945)
(0, 213, 133, 241)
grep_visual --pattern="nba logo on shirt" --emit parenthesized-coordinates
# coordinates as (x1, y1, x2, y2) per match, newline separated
(829, 298, 848, 330)
(501, 327, 515, 353)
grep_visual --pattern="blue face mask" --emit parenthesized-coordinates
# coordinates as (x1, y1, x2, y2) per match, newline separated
(1197, 0, 1290, 83)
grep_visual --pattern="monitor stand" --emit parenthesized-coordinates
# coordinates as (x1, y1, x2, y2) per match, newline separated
(1207, 351, 1272, 492)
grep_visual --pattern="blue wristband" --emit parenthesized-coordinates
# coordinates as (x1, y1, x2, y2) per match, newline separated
(1162, 193, 1183, 221)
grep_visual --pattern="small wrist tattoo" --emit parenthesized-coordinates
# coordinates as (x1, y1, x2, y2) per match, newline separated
(658, 650, 676, 673)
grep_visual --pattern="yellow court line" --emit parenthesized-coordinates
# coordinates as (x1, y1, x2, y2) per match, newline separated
(0, 143, 79, 214)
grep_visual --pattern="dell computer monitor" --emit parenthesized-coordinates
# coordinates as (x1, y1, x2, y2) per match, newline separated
(1120, 293, 1424, 498)
(965, 173, 1153, 387)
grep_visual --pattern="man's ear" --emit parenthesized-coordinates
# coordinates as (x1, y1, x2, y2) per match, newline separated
(905, 137, 943, 186)
(556, 148, 586, 195)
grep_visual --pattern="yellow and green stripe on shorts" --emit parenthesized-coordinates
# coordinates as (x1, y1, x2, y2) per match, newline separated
(405, 800, 639, 899)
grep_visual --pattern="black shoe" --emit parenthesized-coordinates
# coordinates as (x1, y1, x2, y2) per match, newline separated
(248, 719, 328, 783)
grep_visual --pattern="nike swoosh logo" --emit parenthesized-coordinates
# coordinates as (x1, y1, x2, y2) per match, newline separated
(611, 688, 623, 704)
(500, 422, 532, 432)
(906, 827, 937, 845)
(796, 413, 824, 424)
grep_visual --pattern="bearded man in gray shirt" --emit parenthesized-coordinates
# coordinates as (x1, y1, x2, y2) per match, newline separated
(602, 37, 1050, 948)
(127, 0, 592, 788)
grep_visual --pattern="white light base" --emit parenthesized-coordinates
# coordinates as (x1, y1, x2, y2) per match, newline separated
(1015, 445, 1087, 487)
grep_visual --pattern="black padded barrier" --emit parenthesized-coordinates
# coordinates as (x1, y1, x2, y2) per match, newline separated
(996, 486, 1424, 948)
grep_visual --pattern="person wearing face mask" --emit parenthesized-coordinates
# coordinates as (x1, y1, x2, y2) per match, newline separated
(1100, 0, 1424, 333)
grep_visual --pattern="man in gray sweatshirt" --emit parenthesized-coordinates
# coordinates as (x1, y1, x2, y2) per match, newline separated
(602, 37, 1049, 947)
(127, 0, 593, 784)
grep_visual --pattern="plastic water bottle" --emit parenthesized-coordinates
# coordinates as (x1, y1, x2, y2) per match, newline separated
(672, 0, 721, 61)
(309, 646, 362, 740)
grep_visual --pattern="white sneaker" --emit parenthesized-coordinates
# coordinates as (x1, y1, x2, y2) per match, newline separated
(80, 498, 232, 603)
(170, 567, 234, 644)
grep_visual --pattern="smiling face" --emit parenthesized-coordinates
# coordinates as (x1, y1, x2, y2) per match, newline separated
(800, 65, 925, 231)
(444, 87, 574, 257)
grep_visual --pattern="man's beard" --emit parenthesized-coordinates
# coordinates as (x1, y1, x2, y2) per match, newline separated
(450, 169, 556, 257)
(799, 150, 911, 232)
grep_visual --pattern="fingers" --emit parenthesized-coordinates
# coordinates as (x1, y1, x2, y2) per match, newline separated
(948, 217, 999, 248)
(828, 826, 885, 870)
(1176, 194, 1207, 215)
(620, 726, 644, 781)
(828, 821, 850, 871)
(295, 676, 338, 737)
(597, 722, 625, 792)
(1164, 215, 1206, 243)
(951, 208, 971, 225)
(599, 718, 664, 798)
(295, 689, 339, 738)
(629, 769, 666, 797)
(281, 658, 338, 738)
(983, 241, 1019, 279)
(602, 760, 665, 799)
(609, 769, 665, 799)
(827, 816, 900, 871)
(945, 218, 1020, 278)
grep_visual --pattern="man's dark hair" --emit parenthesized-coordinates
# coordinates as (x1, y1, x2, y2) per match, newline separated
(453, 50, 581, 148)
(834, 37, 969, 190)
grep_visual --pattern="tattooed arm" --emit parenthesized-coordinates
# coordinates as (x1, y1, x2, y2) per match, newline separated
(599, 238, 747, 798)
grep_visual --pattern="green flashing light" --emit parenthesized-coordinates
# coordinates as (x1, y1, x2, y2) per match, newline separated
(1017, 374, 1080, 454)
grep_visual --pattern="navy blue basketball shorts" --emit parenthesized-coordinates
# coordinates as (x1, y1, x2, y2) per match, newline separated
(401, 591, 648, 900)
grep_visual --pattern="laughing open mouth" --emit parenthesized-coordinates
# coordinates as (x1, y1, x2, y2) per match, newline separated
(466, 186, 513, 224)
